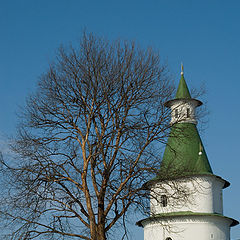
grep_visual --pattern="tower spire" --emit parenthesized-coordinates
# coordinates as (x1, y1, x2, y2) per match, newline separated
(175, 65, 191, 99)
(160, 69, 212, 176)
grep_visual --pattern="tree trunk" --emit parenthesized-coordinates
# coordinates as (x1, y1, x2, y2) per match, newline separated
(89, 221, 98, 240)
(89, 223, 106, 240)
(97, 223, 106, 240)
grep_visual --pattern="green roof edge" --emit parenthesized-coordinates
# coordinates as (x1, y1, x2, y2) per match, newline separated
(146, 173, 230, 189)
(136, 211, 239, 228)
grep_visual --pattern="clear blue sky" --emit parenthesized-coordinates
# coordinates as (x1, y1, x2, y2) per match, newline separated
(1, 1, 240, 239)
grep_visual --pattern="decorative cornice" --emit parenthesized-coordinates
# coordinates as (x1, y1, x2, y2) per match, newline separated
(136, 212, 239, 228)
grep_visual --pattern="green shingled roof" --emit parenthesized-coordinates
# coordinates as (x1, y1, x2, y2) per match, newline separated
(175, 74, 191, 99)
(159, 123, 213, 178)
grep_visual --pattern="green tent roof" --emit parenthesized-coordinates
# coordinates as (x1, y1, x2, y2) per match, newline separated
(175, 74, 191, 99)
(158, 123, 213, 179)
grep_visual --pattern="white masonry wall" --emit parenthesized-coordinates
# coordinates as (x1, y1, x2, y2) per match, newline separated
(150, 175, 225, 215)
(143, 215, 232, 240)
(169, 100, 198, 125)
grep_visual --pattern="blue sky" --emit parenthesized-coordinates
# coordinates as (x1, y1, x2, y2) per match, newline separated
(1, 0, 240, 239)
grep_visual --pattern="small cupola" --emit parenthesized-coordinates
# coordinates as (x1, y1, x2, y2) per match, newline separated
(165, 65, 202, 125)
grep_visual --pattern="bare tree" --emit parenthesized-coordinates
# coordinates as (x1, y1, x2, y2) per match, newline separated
(0, 33, 176, 240)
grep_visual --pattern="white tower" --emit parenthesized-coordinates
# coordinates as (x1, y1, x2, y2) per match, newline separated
(137, 69, 238, 240)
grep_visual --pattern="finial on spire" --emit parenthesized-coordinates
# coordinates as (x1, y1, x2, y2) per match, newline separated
(181, 63, 184, 75)
(199, 142, 203, 156)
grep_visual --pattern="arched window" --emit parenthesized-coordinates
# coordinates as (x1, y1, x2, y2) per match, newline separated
(160, 195, 168, 207)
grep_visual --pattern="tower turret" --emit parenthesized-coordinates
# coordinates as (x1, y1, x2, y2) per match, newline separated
(165, 66, 202, 125)
(137, 67, 238, 240)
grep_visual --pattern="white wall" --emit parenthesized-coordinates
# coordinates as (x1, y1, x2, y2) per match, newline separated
(143, 215, 232, 240)
(150, 175, 225, 215)
(170, 100, 198, 125)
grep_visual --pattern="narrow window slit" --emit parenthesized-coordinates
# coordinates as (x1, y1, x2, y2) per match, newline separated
(187, 108, 190, 118)
(175, 109, 178, 118)
(161, 195, 168, 207)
